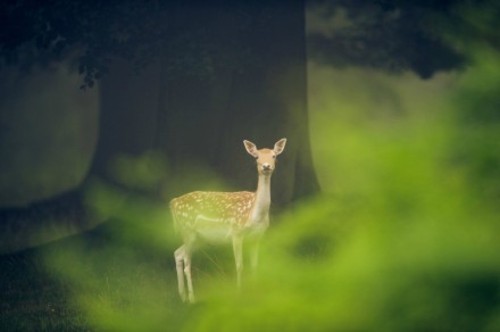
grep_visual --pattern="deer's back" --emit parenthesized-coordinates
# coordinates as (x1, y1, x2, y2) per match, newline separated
(170, 191, 256, 229)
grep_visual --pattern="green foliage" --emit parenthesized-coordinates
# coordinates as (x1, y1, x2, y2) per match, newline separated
(0, 2, 498, 331)
(3, 3, 498, 328)
(36, 49, 500, 330)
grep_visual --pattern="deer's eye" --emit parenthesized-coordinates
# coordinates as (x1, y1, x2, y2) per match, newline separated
(272, 155, 276, 159)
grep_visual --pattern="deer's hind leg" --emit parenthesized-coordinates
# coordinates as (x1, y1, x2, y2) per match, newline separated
(183, 246, 195, 303)
(174, 245, 188, 302)
(174, 238, 196, 303)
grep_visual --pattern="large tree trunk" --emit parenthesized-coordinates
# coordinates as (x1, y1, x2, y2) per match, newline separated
(88, 60, 161, 183)
(156, 0, 319, 206)
(89, 0, 319, 204)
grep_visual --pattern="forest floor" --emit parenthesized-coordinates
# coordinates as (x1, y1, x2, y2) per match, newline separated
(1, 237, 92, 330)
(0, 251, 86, 330)
(0, 220, 188, 331)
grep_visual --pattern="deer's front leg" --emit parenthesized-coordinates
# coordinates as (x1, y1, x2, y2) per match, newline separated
(249, 240, 261, 276)
(232, 236, 243, 288)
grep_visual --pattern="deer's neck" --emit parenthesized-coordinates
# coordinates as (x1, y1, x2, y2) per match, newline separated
(250, 174, 271, 222)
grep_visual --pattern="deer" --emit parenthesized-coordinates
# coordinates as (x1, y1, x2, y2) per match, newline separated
(170, 138, 287, 303)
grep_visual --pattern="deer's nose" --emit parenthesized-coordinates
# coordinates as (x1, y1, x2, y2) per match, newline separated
(262, 163, 272, 170)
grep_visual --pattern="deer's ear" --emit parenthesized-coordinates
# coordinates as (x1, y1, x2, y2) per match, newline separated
(243, 140, 259, 158)
(273, 138, 287, 155)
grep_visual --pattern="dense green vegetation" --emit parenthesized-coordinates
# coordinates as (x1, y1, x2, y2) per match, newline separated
(2, 49, 499, 330)
(2, 1, 500, 331)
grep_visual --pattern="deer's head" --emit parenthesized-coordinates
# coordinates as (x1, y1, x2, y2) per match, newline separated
(244, 138, 287, 176)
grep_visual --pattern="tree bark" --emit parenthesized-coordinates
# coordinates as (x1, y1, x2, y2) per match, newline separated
(155, 0, 320, 206)
(89, 60, 161, 182)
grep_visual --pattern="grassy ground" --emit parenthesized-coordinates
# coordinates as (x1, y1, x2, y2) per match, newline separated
(0, 215, 240, 331)
(0, 221, 172, 331)
(1, 239, 91, 330)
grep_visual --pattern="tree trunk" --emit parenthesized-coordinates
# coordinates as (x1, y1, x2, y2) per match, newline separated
(156, 0, 320, 206)
(88, 60, 161, 182)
